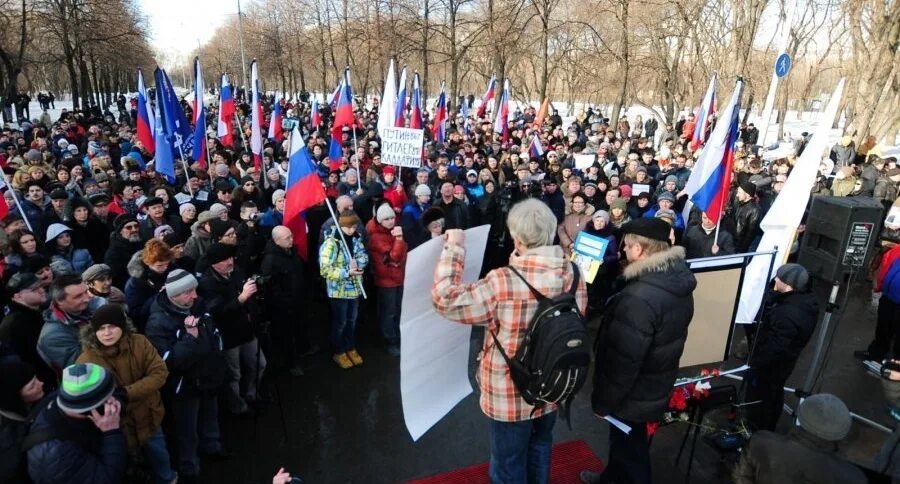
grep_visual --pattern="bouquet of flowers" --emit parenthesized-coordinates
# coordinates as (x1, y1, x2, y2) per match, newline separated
(647, 368, 720, 437)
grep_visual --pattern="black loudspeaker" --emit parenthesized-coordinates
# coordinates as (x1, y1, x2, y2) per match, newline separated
(798, 196, 884, 281)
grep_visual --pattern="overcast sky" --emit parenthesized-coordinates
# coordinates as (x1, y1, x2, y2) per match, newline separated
(138, 0, 237, 65)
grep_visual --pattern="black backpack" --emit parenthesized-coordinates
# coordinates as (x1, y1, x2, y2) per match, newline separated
(490, 262, 590, 424)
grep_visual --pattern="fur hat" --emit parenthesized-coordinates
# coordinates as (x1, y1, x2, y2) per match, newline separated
(621, 217, 670, 243)
(205, 242, 236, 265)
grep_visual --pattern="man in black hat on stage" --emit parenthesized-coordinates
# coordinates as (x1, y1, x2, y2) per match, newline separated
(731, 180, 761, 253)
(581, 218, 697, 484)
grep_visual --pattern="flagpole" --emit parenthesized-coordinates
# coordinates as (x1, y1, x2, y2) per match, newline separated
(237, 0, 248, 88)
(346, 66, 362, 191)
(174, 140, 196, 198)
(322, 190, 367, 300)
(4, 174, 33, 232)
(234, 110, 249, 153)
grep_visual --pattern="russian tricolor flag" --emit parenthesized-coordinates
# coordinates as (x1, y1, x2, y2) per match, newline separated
(329, 81, 342, 107)
(218, 73, 235, 147)
(394, 66, 408, 128)
(528, 134, 544, 159)
(688, 79, 743, 225)
(136, 69, 155, 155)
(409, 72, 422, 130)
(285, 125, 327, 260)
(432, 81, 447, 143)
(690, 73, 718, 152)
(250, 60, 263, 173)
(268, 96, 284, 142)
(191, 57, 207, 168)
(477, 75, 496, 118)
(493, 79, 510, 144)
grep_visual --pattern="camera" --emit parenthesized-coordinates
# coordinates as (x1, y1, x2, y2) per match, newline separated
(248, 274, 271, 288)
(248, 212, 263, 221)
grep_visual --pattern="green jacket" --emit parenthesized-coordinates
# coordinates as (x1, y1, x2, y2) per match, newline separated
(319, 230, 369, 299)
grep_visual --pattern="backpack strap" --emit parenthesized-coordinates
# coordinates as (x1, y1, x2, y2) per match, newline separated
(508, 266, 549, 303)
(567, 262, 580, 297)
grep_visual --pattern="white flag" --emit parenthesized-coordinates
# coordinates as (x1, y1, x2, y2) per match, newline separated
(377, 59, 397, 137)
(734, 78, 846, 323)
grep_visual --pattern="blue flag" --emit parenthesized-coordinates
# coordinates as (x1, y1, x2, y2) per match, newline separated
(152, 68, 176, 181)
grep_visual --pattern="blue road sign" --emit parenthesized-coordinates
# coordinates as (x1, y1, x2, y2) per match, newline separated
(775, 53, 792, 78)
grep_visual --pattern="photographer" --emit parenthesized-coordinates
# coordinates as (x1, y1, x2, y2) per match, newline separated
(25, 363, 128, 484)
(198, 243, 267, 416)
(146, 270, 229, 481)
(235, 201, 266, 274)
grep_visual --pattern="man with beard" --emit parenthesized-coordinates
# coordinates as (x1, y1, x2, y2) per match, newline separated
(88, 193, 116, 231)
(104, 214, 144, 289)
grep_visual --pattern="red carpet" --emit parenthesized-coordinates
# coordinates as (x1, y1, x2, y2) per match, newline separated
(407, 439, 604, 484)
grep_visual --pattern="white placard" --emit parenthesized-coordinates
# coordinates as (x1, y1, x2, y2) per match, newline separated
(400, 225, 490, 441)
(381, 127, 425, 168)
(632, 184, 650, 196)
(574, 154, 595, 170)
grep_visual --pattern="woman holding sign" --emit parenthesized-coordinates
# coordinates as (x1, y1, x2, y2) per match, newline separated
(580, 210, 619, 316)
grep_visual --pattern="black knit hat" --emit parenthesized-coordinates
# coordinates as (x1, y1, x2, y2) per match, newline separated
(57, 363, 116, 414)
(208, 218, 233, 241)
(90, 303, 127, 332)
(206, 242, 236, 265)
(621, 217, 671, 243)
(739, 180, 757, 197)
(113, 213, 137, 232)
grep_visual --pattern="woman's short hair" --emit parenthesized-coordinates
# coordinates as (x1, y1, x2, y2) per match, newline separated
(506, 199, 557, 249)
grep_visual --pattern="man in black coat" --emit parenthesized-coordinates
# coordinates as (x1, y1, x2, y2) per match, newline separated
(744, 263, 819, 432)
(145, 270, 229, 481)
(433, 180, 469, 230)
(683, 211, 736, 259)
(260, 226, 309, 376)
(582, 218, 697, 484)
(197, 243, 265, 416)
(0, 273, 56, 388)
(104, 214, 143, 289)
(731, 181, 762, 253)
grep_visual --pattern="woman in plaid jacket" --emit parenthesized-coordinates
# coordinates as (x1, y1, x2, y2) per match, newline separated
(432, 199, 587, 484)
(320, 210, 369, 369)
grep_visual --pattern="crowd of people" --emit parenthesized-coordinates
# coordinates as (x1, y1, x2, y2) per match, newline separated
(0, 83, 895, 484)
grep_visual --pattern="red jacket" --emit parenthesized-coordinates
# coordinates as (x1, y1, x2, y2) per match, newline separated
(876, 244, 900, 292)
(383, 183, 408, 214)
(365, 218, 408, 288)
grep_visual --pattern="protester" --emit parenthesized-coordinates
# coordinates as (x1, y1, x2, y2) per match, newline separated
(433, 199, 587, 483)
(744, 263, 818, 432)
(36, 274, 93, 375)
(320, 210, 369, 369)
(75, 303, 175, 483)
(0, 273, 56, 388)
(260, 226, 310, 376)
(734, 394, 866, 483)
(683, 211, 736, 259)
(582, 217, 696, 484)
(366, 203, 408, 356)
(198, 243, 266, 415)
(856, 243, 900, 362)
(25, 363, 127, 484)
(146, 269, 229, 482)
(0, 361, 45, 483)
